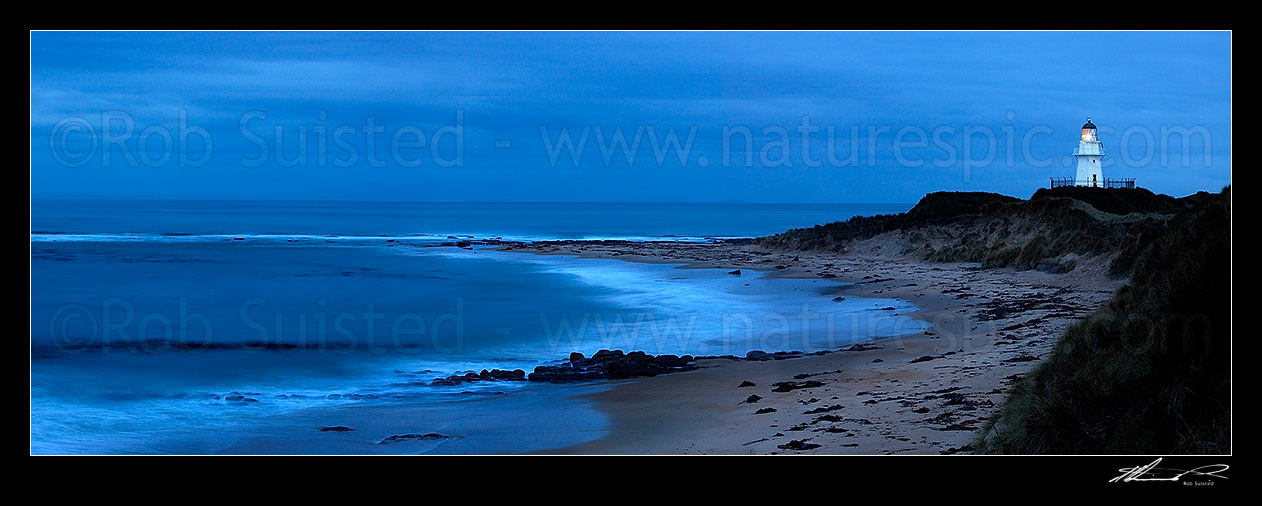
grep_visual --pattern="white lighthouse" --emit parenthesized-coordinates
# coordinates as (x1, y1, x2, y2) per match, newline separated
(1073, 117, 1105, 187)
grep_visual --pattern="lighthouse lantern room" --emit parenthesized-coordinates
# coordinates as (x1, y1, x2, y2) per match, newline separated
(1073, 117, 1104, 187)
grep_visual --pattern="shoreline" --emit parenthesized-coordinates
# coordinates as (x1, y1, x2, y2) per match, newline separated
(211, 241, 950, 455)
(486, 239, 1123, 454)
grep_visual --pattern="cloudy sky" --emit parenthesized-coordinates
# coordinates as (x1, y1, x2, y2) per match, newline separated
(30, 31, 1231, 202)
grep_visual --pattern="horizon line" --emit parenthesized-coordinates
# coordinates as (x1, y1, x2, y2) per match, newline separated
(27, 196, 922, 206)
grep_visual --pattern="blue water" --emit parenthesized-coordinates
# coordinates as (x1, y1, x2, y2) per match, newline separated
(30, 200, 924, 454)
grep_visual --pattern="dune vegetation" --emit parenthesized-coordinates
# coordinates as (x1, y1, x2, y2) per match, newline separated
(976, 187, 1231, 454)
(758, 186, 1232, 454)
(756, 187, 1204, 276)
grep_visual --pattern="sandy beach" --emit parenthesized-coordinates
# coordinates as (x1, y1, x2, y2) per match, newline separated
(493, 240, 1123, 454)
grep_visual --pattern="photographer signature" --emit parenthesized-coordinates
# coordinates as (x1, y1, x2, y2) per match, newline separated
(1110, 458, 1229, 483)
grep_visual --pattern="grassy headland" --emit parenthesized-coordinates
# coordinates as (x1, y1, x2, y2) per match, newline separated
(756, 186, 1232, 454)
(757, 187, 1207, 276)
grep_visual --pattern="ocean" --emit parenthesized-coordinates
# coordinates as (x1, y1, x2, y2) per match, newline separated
(30, 200, 928, 454)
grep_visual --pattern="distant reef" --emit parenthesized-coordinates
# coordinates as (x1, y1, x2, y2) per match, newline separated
(755, 186, 1216, 277)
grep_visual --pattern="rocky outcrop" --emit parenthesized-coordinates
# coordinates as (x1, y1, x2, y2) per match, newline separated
(527, 350, 696, 383)
(430, 368, 526, 386)
(744, 350, 804, 361)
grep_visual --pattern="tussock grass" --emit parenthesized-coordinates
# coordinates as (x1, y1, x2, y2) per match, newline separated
(757, 188, 1184, 275)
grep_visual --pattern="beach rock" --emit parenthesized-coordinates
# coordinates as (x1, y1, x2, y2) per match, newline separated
(318, 425, 354, 432)
(910, 355, 935, 363)
(771, 380, 824, 392)
(527, 350, 696, 383)
(832, 296, 846, 302)
(431, 368, 527, 386)
(591, 349, 625, 362)
(745, 350, 803, 361)
(755, 407, 777, 414)
(728, 269, 741, 275)
(743, 394, 762, 404)
(738, 380, 756, 387)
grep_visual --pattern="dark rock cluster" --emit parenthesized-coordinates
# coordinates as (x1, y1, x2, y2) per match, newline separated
(744, 350, 804, 361)
(526, 349, 696, 383)
(430, 368, 527, 386)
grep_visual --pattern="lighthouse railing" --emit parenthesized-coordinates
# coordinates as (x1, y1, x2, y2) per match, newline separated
(1049, 177, 1135, 189)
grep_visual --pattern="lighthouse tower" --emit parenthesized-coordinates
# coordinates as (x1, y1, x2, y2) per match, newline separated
(1073, 117, 1105, 187)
